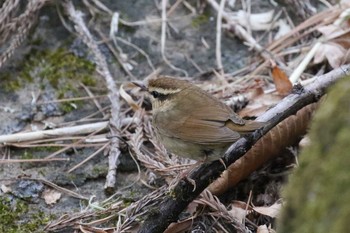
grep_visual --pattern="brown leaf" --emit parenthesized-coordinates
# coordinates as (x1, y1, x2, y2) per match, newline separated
(271, 66, 293, 95)
(209, 103, 318, 195)
(314, 42, 347, 68)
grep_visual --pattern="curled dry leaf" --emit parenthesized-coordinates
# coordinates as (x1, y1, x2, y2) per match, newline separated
(271, 66, 293, 95)
(209, 103, 318, 195)
(119, 83, 141, 111)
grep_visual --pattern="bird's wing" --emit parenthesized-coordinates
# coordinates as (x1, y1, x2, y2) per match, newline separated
(161, 117, 241, 145)
(155, 96, 242, 144)
(153, 86, 262, 145)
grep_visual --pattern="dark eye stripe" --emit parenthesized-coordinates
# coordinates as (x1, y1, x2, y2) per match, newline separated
(157, 94, 168, 102)
(150, 91, 171, 102)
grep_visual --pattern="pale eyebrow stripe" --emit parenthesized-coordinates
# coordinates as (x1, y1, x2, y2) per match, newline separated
(148, 87, 181, 94)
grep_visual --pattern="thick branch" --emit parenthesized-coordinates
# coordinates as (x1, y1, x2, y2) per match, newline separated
(138, 64, 350, 233)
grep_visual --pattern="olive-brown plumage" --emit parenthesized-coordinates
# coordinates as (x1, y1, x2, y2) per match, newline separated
(144, 76, 264, 161)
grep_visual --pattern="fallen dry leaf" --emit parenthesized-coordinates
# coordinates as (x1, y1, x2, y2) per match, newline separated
(228, 205, 248, 224)
(318, 24, 347, 39)
(1, 184, 11, 193)
(239, 88, 282, 117)
(164, 220, 192, 233)
(257, 224, 276, 233)
(314, 20, 350, 68)
(271, 65, 293, 95)
(228, 201, 253, 223)
(209, 103, 318, 195)
(42, 188, 61, 205)
(253, 200, 282, 218)
(257, 225, 269, 233)
(232, 10, 277, 31)
(274, 19, 292, 40)
(314, 42, 347, 68)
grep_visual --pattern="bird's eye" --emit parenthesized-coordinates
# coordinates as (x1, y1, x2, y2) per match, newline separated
(151, 91, 160, 98)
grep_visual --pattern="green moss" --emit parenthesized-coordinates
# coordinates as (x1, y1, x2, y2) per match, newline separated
(2, 73, 22, 91)
(278, 77, 350, 233)
(22, 150, 34, 160)
(20, 48, 96, 89)
(21, 147, 58, 160)
(66, 173, 78, 181)
(0, 196, 54, 233)
(192, 15, 209, 28)
(31, 146, 60, 153)
(91, 165, 108, 178)
(0, 48, 97, 113)
(191, 12, 210, 28)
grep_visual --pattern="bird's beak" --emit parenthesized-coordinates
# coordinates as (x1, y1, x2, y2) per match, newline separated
(131, 81, 147, 91)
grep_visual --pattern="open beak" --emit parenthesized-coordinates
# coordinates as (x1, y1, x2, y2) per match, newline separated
(131, 81, 147, 91)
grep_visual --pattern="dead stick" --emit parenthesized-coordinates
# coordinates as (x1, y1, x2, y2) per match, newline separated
(63, 0, 122, 192)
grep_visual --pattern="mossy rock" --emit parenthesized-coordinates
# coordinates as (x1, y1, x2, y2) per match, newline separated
(278, 77, 350, 233)
(1, 48, 98, 113)
(0, 196, 53, 233)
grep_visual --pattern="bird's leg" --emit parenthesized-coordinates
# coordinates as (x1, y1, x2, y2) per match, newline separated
(169, 161, 202, 192)
(169, 150, 224, 191)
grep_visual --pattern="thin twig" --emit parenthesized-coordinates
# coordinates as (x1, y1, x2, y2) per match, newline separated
(0, 158, 69, 163)
(63, 0, 122, 191)
(79, 82, 107, 118)
(36, 95, 107, 105)
(68, 142, 110, 173)
(216, 0, 226, 73)
(115, 36, 155, 71)
(0, 122, 108, 144)
(6, 143, 106, 148)
(21, 177, 89, 200)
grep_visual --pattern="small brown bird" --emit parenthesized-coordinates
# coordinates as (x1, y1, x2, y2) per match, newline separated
(136, 76, 264, 161)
